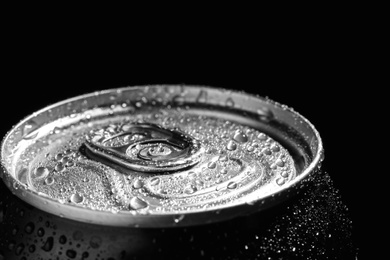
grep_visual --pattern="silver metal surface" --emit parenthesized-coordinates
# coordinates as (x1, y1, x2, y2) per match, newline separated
(0, 85, 323, 227)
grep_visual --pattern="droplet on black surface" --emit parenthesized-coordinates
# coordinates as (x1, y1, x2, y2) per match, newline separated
(41, 237, 54, 252)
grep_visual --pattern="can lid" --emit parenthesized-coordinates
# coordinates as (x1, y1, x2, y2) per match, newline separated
(1, 85, 323, 227)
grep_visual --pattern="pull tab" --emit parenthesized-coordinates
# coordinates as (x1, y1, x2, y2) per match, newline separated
(83, 123, 203, 173)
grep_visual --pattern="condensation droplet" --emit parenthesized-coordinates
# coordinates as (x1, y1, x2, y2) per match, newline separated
(45, 177, 55, 185)
(226, 141, 237, 151)
(271, 144, 280, 152)
(233, 132, 248, 143)
(66, 249, 77, 259)
(37, 227, 45, 237)
(17, 168, 28, 184)
(33, 167, 50, 179)
(173, 214, 185, 224)
(262, 148, 272, 155)
(59, 235, 67, 244)
(184, 185, 197, 195)
(70, 193, 84, 204)
(225, 97, 234, 107)
(22, 121, 39, 140)
(276, 177, 286, 186)
(150, 177, 160, 186)
(41, 237, 54, 252)
(276, 159, 285, 167)
(55, 153, 64, 161)
(257, 107, 274, 120)
(24, 222, 35, 234)
(55, 163, 64, 172)
(196, 90, 208, 103)
(219, 155, 228, 162)
(207, 161, 217, 169)
(281, 171, 289, 178)
(28, 244, 36, 253)
(227, 182, 238, 189)
(129, 197, 148, 210)
(15, 243, 25, 255)
(133, 179, 144, 189)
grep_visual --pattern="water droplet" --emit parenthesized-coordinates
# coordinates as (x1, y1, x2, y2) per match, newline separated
(59, 235, 67, 244)
(129, 197, 148, 210)
(195, 179, 204, 186)
(37, 227, 45, 237)
(8, 241, 15, 251)
(133, 179, 144, 189)
(257, 107, 274, 121)
(174, 214, 185, 223)
(17, 167, 28, 184)
(64, 149, 72, 155)
(219, 155, 228, 162)
(12, 227, 18, 235)
(262, 148, 272, 155)
(61, 156, 70, 164)
(196, 90, 208, 103)
(45, 176, 55, 185)
(15, 243, 24, 255)
(207, 161, 217, 169)
(41, 237, 54, 252)
(82, 252, 89, 259)
(70, 193, 84, 204)
(233, 132, 248, 143)
(22, 121, 39, 140)
(220, 168, 228, 175)
(225, 97, 234, 107)
(281, 171, 289, 178)
(257, 133, 267, 141)
(227, 182, 238, 189)
(276, 177, 286, 186)
(29, 244, 36, 253)
(66, 160, 74, 167)
(276, 159, 285, 167)
(226, 141, 237, 151)
(55, 163, 64, 172)
(33, 167, 50, 179)
(184, 185, 197, 195)
(271, 144, 280, 152)
(82, 177, 89, 183)
(150, 177, 160, 186)
(66, 249, 77, 259)
(24, 222, 35, 234)
(188, 171, 197, 179)
(55, 153, 64, 161)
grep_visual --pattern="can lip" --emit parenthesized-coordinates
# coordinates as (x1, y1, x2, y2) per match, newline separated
(0, 85, 323, 227)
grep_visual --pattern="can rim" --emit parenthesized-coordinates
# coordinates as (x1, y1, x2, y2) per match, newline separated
(1, 85, 323, 227)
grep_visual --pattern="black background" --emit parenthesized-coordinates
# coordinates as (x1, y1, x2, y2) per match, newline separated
(2, 24, 373, 258)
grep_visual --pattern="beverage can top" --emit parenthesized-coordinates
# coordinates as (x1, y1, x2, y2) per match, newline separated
(0, 85, 323, 227)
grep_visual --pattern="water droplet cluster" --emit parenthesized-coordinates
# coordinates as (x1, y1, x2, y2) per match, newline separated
(9, 103, 296, 215)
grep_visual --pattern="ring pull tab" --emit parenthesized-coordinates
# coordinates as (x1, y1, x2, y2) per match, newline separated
(83, 123, 203, 173)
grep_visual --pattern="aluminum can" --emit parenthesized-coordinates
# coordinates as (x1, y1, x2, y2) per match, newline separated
(0, 85, 356, 259)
